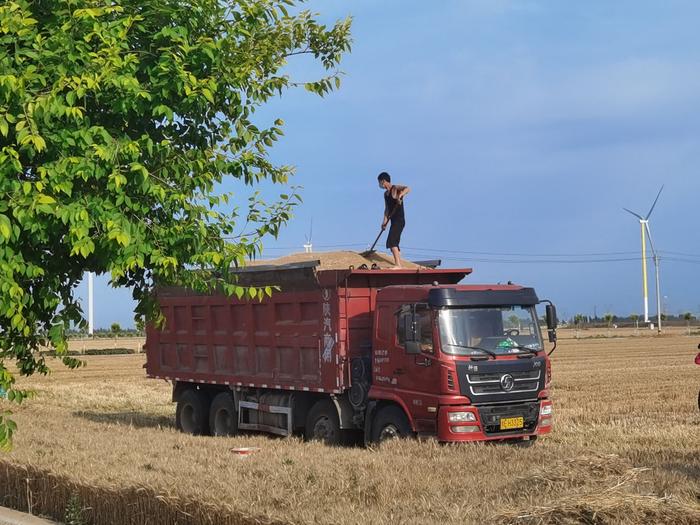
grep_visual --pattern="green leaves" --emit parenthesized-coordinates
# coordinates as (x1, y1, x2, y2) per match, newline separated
(0, 215, 11, 242)
(0, 414, 17, 452)
(0, 0, 351, 450)
(36, 194, 55, 205)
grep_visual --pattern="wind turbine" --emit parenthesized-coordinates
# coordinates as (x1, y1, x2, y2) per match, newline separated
(303, 219, 313, 253)
(623, 186, 664, 333)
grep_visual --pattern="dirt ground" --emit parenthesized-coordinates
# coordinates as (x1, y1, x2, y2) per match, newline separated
(1, 333, 699, 524)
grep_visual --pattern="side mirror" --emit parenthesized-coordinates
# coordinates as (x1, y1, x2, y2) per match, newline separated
(546, 304, 558, 330)
(402, 306, 420, 344)
(406, 341, 421, 355)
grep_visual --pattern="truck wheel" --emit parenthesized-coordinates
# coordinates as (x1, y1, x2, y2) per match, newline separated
(371, 405, 413, 443)
(176, 388, 209, 435)
(305, 400, 343, 445)
(209, 392, 238, 437)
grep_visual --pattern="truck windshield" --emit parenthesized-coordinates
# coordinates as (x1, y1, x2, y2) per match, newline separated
(438, 306, 543, 356)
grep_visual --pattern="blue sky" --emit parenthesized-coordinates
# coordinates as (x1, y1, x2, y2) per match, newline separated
(82, 0, 700, 327)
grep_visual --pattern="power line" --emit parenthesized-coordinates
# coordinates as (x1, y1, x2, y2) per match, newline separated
(251, 241, 700, 265)
(261, 243, 646, 257)
(402, 246, 641, 257)
(663, 257, 700, 265)
(660, 250, 700, 259)
(401, 252, 643, 264)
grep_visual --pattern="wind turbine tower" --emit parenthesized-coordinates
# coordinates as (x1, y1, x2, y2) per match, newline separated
(623, 186, 664, 333)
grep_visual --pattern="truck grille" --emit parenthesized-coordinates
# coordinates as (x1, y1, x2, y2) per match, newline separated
(456, 357, 546, 404)
(467, 370, 540, 396)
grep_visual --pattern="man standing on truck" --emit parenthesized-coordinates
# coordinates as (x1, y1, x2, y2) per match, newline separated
(378, 172, 410, 268)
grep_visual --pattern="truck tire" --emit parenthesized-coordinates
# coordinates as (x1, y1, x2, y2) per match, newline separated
(305, 400, 344, 445)
(209, 392, 238, 437)
(371, 405, 413, 443)
(175, 388, 209, 435)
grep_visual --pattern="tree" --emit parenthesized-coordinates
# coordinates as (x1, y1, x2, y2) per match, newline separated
(0, 0, 351, 448)
(572, 313, 585, 339)
(629, 313, 640, 331)
(110, 323, 122, 335)
(683, 312, 695, 335)
(603, 313, 615, 336)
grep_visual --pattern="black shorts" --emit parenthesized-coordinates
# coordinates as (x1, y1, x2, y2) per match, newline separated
(386, 220, 405, 249)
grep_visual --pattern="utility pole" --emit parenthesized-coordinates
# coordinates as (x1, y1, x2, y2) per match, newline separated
(88, 272, 94, 336)
(654, 254, 661, 334)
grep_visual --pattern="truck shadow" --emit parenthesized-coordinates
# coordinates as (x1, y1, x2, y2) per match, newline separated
(73, 410, 175, 430)
(659, 461, 700, 480)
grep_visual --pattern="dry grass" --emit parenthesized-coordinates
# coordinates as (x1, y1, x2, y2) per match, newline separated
(1, 334, 699, 524)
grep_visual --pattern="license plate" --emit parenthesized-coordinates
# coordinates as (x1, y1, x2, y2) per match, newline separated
(499, 416, 524, 430)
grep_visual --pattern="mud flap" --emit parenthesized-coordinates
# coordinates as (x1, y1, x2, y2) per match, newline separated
(363, 401, 378, 446)
(331, 395, 355, 429)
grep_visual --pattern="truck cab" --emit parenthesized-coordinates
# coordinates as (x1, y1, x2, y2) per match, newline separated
(365, 284, 555, 444)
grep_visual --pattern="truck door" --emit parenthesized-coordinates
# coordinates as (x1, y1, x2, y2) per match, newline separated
(380, 303, 441, 433)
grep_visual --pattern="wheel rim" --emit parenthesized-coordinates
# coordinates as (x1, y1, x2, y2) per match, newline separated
(214, 408, 232, 435)
(312, 416, 336, 442)
(181, 403, 196, 433)
(379, 424, 399, 441)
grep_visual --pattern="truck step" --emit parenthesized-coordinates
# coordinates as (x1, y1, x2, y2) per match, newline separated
(238, 400, 293, 436)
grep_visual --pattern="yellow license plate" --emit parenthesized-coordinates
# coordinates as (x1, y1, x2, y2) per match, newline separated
(500, 416, 524, 430)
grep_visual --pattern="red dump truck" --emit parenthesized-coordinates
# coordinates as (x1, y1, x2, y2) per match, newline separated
(145, 261, 558, 445)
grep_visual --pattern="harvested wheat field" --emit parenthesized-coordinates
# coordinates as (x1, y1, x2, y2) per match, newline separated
(1, 334, 699, 524)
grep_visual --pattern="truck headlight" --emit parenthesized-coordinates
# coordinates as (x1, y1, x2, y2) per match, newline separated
(540, 404, 552, 416)
(448, 411, 476, 423)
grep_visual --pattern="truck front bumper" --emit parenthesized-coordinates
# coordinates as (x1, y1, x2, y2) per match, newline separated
(436, 400, 552, 442)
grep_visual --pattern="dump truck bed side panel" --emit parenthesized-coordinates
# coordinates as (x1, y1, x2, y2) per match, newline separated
(146, 289, 345, 393)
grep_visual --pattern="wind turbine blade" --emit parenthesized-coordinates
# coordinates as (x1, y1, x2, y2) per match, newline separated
(645, 185, 664, 219)
(623, 208, 644, 220)
(644, 221, 657, 256)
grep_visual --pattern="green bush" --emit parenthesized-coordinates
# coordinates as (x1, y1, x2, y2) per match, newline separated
(64, 493, 86, 525)
(41, 348, 137, 357)
(84, 348, 136, 355)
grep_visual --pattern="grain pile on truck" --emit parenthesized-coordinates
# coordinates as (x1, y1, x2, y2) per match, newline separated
(145, 251, 559, 445)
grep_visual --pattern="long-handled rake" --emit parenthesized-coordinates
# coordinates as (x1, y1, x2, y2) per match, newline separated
(360, 204, 400, 257)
